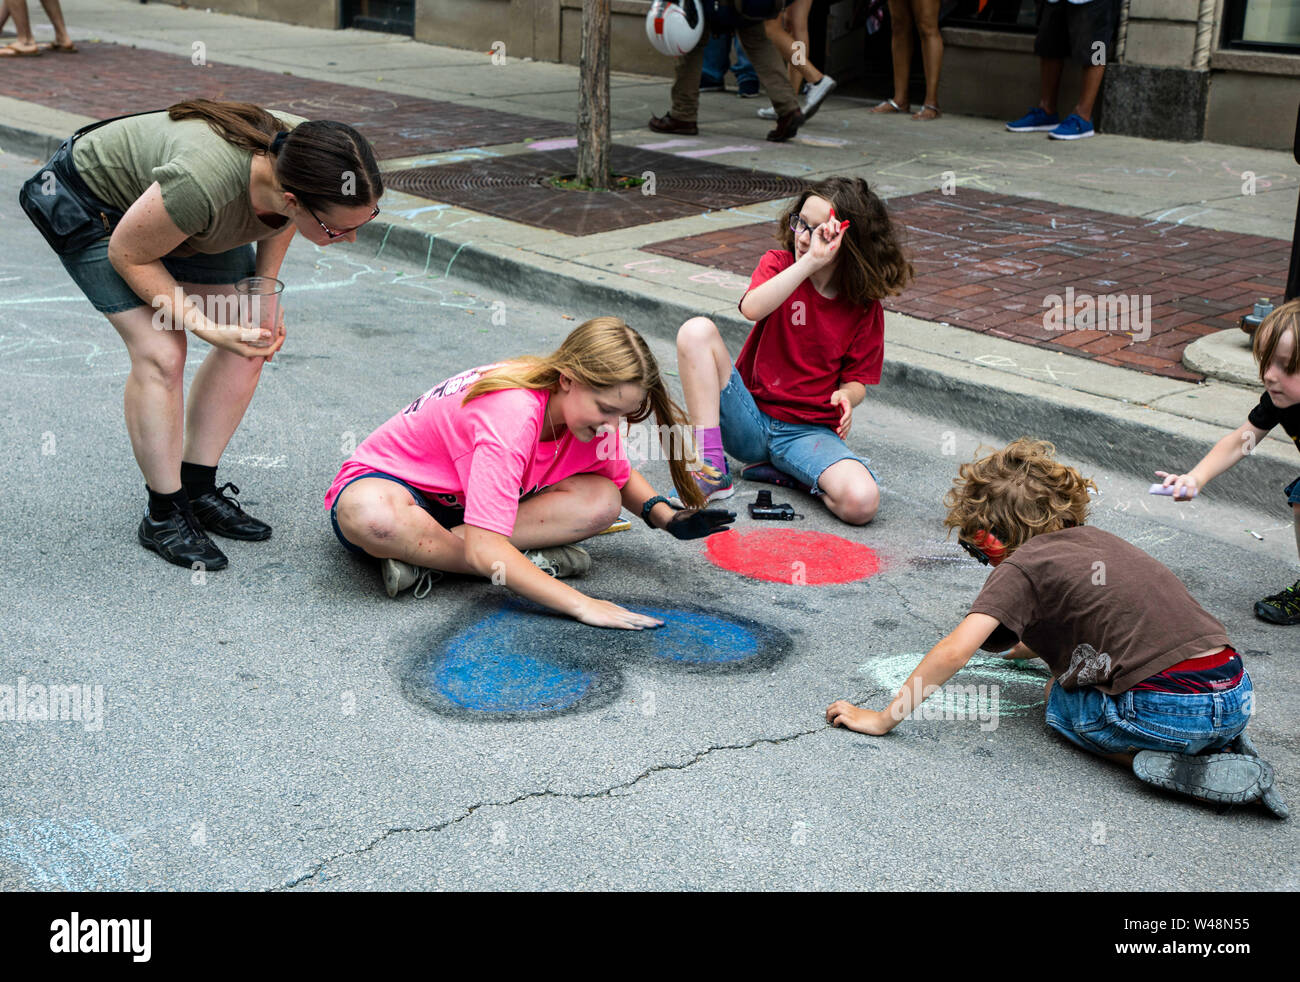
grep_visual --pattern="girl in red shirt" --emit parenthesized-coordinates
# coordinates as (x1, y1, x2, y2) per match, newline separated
(675, 176, 913, 524)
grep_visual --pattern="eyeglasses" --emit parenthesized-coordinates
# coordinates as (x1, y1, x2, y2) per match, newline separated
(789, 215, 817, 237)
(958, 538, 992, 566)
(295, 197, 380, 239)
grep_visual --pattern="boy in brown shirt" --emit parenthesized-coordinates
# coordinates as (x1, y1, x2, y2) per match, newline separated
(826, 438, 1287, 817)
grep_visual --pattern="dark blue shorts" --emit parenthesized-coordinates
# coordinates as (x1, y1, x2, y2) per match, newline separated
(329, 470, 465, 558)
(57, 237, 256, 314)
(1285, 476, 1300, 505)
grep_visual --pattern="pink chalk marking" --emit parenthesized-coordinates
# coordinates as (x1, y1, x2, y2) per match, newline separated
(675, 145, 759, 159)
(528, 138, 578, 151)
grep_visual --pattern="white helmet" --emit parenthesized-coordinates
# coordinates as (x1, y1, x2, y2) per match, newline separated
(646, 0, 704, 57)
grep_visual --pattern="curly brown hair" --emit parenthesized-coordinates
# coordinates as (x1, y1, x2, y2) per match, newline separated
(942, 438, 1096, 558)
(776, 176, 913, 304)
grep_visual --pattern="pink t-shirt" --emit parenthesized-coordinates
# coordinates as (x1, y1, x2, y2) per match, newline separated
(324, 365, 631, 537)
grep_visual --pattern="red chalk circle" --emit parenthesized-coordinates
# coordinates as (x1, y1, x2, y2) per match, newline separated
(704, 529, 881, 585)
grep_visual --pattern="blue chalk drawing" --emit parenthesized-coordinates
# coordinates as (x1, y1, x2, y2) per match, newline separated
(631, 607, 758, 664)
(427, 609, 598, 714)
(0, 818, 132, 890)
(410, 602, 784, 719)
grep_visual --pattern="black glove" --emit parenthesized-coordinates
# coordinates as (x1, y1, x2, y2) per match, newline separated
(664, 506, 737, 540)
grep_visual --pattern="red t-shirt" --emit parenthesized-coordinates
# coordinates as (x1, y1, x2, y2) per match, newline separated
(734, 249, 884, 427)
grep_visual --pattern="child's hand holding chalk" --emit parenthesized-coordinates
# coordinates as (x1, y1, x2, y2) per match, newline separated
(1152, 471, 1199, 500)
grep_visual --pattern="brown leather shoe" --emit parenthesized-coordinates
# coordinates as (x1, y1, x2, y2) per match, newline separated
(766, 108, 804, 142)
(648, 113, 698, 135)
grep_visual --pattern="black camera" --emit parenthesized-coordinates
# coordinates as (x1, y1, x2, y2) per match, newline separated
(748, 489, 796, 521)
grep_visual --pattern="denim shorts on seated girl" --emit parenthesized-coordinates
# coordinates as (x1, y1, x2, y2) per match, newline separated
(1045, 670, 1253, 757)
(330, 471, 465, 558)
(1285, 476, 1300, 505)
(57, 237, 256, 315)
(717, 367, 876, 492)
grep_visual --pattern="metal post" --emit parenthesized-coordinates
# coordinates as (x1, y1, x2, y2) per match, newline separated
(1287, 99, 1300, 302)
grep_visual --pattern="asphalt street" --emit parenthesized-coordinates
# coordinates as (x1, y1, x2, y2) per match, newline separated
(1, 150, 1296, 890)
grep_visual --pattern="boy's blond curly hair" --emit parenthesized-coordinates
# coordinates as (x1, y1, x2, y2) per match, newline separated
(943, 438, 1097, 558)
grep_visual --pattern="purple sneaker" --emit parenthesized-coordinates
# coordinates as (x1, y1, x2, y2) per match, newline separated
(677, 461, 734, 504)
(741, 461, 812, 494)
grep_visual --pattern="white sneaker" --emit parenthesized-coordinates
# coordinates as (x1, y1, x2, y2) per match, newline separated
(381, 558, 440, 599)
(756, 106, 777, 120)
(524, 544, 592, 579)
(801, 74, 836, 121)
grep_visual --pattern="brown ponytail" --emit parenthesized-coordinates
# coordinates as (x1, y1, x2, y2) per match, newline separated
(167, 99, 383, 209)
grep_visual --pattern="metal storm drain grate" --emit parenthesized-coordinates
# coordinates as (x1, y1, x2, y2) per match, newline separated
(384, 147, 807, 235)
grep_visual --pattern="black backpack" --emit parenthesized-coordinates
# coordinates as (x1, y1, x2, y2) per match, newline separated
(701, 0, 790, 33)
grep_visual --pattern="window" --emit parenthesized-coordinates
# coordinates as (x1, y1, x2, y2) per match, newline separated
(1223, 0, 1300, 51)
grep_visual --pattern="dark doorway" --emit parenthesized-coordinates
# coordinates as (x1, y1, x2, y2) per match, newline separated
(342, 0, 415, 36)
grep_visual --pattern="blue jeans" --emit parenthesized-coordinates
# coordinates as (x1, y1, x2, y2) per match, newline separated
(702, 34, 757, 87)
(1045, 670, 1253, 757)
(718, 367, 876, 492)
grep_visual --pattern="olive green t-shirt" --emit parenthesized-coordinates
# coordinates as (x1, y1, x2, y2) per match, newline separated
(71, 110, 308, 254)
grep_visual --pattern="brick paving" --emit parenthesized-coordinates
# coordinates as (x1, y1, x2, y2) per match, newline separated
(0, 41, 570, 158)
(644, 191, 1293, 380)
(385, 149, 807, 235)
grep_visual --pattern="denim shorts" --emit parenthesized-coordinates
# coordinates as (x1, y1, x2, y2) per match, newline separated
(718, 366, 876, 492)
(1045, 670, 1253, 757)
(57, 236, 256, 314)
(329, 471, 465, 558)
(1285, 476, 1300, 505)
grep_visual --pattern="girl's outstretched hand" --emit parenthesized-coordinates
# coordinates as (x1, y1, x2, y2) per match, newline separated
(664, 506, 737, 540)
(575, 598, 665, 630)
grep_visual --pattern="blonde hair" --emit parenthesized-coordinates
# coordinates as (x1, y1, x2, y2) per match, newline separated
(1253, 298, 1300, 381)
(943, 438, 1096, 559)
(463, 316, 708, 508)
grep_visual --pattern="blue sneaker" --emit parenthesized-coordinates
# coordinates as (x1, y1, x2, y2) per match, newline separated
(1005, 107, 1060, 133)
(1048, 113, 1095, 140)
(737, 79, 759, 98)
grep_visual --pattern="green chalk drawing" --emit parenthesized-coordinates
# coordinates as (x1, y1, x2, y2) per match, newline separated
(857, 651, 1049, 717)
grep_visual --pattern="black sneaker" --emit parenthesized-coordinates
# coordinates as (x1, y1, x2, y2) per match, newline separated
(190, 483, 272, 541)
(1254, 579, 1300, 624)
(138, 507, 228, 570)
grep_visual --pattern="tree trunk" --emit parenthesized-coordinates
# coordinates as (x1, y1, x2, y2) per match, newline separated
(576, 0, 611, 190)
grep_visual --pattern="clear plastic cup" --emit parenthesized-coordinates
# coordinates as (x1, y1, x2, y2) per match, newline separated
(235, 276, 284, 347)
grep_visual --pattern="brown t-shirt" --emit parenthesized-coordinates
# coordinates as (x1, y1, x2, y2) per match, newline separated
(969, 525, 1230, 695)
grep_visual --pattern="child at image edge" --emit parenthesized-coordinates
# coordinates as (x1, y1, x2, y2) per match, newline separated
(1158, 298, 1300, 626)
(674, 176, 913, 524)
(827, 438, 1287, 818)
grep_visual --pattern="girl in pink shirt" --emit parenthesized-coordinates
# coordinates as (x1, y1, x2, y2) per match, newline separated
(327, 317, 735, 630)
(674, 176, 913, 524)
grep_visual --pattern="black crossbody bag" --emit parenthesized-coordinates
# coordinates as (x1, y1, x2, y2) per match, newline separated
(18, 110, 160, 256)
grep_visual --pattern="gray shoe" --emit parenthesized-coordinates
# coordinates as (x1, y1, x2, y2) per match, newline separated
(1133, 750, 1275, 808)
(524, 545, 592, 579)
(1224, 732, 1290, 819)
(757, 105, 777, 120)
(381, 558, 441, 599)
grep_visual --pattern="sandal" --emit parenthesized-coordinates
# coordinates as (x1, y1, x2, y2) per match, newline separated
(0, 43, 42, 57)
(871, 99, 908, 114)
(911, 104, 942, 121)
(41, 41, 79, 53)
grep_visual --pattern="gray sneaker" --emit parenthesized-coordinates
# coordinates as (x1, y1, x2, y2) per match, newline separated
(1224, 732, 1290, 818)
(381, 558, 441, 599)
(524, 545, 592, 579)
(1133, 750, 1275, 808)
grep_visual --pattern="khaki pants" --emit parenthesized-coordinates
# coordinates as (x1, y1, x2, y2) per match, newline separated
(670, 15, 800, 123)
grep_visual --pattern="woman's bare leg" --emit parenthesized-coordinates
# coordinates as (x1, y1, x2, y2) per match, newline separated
(763, 15, 823, 87)
(912, 0, 944, 112)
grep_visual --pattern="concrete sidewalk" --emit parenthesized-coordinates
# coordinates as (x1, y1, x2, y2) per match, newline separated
(2, 0, 1299, 510)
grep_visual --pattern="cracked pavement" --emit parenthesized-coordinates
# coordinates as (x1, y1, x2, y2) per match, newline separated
(1, 152, 1296, 890)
